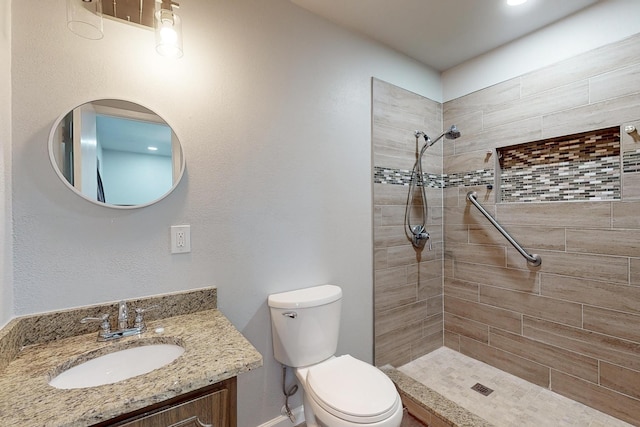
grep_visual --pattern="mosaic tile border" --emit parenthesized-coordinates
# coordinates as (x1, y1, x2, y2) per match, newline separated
(373, 166, 493, 189)
(623, 149, 640, 173)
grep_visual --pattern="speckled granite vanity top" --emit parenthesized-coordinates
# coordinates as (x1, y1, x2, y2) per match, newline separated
(0, 287, 263, 427)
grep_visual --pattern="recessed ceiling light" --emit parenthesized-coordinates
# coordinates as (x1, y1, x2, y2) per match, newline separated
(507, 0, 528, 5)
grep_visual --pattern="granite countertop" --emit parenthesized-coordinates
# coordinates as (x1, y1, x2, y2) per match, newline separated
(0, 289, 262, 427)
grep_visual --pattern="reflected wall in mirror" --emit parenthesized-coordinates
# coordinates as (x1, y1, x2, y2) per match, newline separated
(49, 99, 185, 208)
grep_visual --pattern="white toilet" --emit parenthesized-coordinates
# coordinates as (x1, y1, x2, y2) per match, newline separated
(268, 285, 403, 427)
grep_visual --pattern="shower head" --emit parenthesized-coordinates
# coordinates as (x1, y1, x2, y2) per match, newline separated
(446, 125, 461, 140)
(426, 124, 462, 147)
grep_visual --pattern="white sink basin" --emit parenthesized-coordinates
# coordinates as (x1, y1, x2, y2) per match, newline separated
(49, 343, 185, 389)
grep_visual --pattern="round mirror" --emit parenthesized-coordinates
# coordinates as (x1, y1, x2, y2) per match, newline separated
(48, 99, 185, 208)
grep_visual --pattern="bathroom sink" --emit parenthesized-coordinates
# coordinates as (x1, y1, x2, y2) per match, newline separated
(49, 343, 185, 389)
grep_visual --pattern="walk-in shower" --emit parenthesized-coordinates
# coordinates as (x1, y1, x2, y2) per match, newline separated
(404, 125, 461, 249)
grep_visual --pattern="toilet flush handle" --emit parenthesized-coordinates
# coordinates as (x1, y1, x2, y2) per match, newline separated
(283, 312, 297, 319)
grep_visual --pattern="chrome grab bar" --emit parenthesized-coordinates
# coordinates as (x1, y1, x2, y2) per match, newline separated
(466, 191, 542, 267)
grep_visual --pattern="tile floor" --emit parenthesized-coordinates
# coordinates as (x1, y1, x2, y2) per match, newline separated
(399, 347, 634, 427)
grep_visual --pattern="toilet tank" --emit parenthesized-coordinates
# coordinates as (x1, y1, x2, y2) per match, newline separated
(268, 285, 342, 368)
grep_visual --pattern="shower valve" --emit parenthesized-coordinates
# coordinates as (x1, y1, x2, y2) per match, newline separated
(411, 226, 431, 250)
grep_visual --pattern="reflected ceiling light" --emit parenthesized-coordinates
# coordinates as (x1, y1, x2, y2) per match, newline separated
(147, 146, 159, 151)
(66, 0, 184, 59)
(507, 0, 528, 5)
(155, 1, 183, 58)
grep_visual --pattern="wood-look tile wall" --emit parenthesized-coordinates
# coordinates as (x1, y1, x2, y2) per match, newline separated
(442, 33, 640, 425)
(372, 78, 443, 367)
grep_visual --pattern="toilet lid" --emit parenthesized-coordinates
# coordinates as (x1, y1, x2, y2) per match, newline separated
(306, 355, 399, 422)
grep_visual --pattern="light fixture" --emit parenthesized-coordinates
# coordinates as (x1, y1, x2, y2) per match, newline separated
(66, 0, 184, 59)
(66, 0, 104, 40)
(507, 0, 528, 5)
(155, 1, 183, 58)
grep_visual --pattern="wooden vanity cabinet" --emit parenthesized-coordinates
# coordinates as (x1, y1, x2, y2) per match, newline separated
(93, 377, 237, 427)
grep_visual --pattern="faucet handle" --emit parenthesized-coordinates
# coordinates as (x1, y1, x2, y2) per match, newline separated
(80, 313, 111, 335)
(134, 305, 159, 331)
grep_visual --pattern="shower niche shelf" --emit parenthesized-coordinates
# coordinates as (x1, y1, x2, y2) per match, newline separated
(496, 126, 620, 203)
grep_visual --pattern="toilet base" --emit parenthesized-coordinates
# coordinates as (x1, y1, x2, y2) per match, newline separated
(302, 389, 403, 427)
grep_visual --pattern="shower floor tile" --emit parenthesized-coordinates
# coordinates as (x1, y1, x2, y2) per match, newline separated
(398, 347, 633, 427)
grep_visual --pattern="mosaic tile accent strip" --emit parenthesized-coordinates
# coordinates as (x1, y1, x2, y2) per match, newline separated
(498, 127, 621, 202)
(445, 170, 494, 188)
(623, 149, 640, 173)
(373, 166, 493, 189)
(373, 167, 444, 188)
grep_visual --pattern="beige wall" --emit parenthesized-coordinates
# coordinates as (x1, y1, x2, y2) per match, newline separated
(443, 33, 640, 424)
(372, 78, 443, 367)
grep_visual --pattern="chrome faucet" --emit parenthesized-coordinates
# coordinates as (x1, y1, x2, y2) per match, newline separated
(118, 300, 129, 330)
(81, 302, 159, 342)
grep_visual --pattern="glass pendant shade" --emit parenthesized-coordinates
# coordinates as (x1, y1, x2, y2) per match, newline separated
(66, 0, 104, 40)
(155, 9, 183, 58)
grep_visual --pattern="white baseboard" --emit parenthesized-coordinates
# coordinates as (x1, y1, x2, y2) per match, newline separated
(257, 405, 305, 427)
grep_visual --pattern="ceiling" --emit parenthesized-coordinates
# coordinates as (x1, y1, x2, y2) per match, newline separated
(290, 0, 601, 71)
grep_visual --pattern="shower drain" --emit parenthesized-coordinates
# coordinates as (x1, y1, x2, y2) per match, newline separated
(471, 382, 494, 396)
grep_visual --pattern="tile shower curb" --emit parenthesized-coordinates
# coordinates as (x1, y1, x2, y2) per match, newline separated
(381, 365, 494, 427)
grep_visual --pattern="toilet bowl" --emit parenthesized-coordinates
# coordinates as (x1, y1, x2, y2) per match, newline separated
(296, 355, 403, 427)
(268, 285, 403, 427)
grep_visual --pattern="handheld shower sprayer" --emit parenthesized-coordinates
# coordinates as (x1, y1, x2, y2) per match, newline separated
(405, 125, 461, 249)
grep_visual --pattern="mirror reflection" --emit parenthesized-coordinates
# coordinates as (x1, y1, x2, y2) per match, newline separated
(49, 99, 185, 208)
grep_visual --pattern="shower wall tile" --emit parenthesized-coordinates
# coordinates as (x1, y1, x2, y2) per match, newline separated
(444, 278, 479, 302)
(445, 243, 506, 267)
(541, 274, 640, 315)
(495, 201, 611, 228)
(376, 323, 421, 367)
(507, 249, 628, 284)
(522, 316, 640, 372)
(566, 228, 640, 257)
(441, 34, 640, 423)
(589, 62, 640, 103)
(550, 370, 640, 426)
(444, 296, 521, 334)
(488, 327, 599, 384)
(542, 92, 640, 139)
(373, 182, 407, 205)
(484, 81, 590, 130)
(600, 362, 640, 400)
(479, 286, 582, 327)
(444, 312, 489, 344)
(372, 78, 444, 367)
(375, 300, 428, 337)
(374, 225, 410, 249)
(443, 330, 460, 351)
(418, 276, 444, 301)
(443, 79, 521, 120)
(459, 335, 550, 388)
(613, 201, 640, 228)
(622, 172, 640, 199)
(469, 225, 565, 251)
(520, 33, 640, 97)
(583, 305, 640, 343)
(453, 261, 539, 293)
(631, 258, 640, 286)
(443, 150, 494, 174)
(455, 117, 543, 157)
(375, 283, 418, 312)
